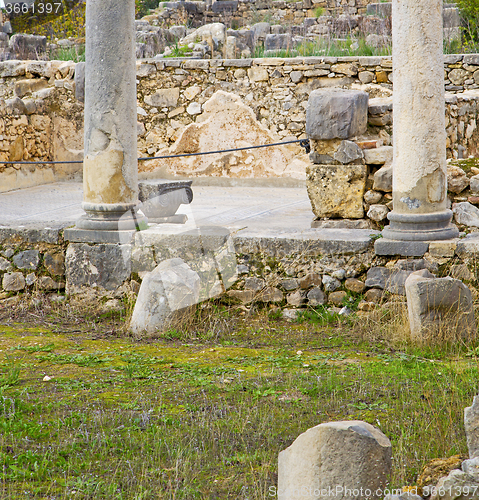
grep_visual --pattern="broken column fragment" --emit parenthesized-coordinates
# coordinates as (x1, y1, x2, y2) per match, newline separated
(278, 420, 392, 500)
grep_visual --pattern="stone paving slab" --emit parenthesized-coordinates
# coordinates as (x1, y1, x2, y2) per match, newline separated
(0, 182, 379, 251)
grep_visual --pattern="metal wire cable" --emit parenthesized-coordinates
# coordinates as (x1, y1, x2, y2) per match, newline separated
(0, 139, 309, 165)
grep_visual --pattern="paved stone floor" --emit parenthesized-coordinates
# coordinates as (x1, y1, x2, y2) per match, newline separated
(0, 181, 315, 231)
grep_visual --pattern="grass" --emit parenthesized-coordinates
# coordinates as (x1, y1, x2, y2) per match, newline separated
(256, 36, 392, 59)
(54, 44, 85, 62)
(0, 298, 478, 498)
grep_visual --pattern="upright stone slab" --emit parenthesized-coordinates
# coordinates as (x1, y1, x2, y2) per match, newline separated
(278, 421, 392, 500)
(465, 396, 479, 459)
(405, 269, 476, 342)
(129, 258, 200, 337)
(74, 0, 146, 232)
(380, 0, 458, 245)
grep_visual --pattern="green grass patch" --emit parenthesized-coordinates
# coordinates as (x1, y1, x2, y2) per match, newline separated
(0, 307, 478, 498)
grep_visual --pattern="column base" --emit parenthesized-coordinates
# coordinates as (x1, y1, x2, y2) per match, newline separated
(381, 210, 459, 241)
(75, 202, 148, 232)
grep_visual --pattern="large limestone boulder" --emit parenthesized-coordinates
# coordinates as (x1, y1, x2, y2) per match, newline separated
(144, 91, 307, 179)
(405, 269, 476, 343)
(129, 258, 200, 337)
(181, 23, 226, 45)
(307, 164, 367, 218)
(278, 420, 392, 500)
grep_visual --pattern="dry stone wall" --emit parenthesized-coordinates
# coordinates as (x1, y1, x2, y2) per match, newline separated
(157, 0, 378, 29)
(2, 55, 479, 191)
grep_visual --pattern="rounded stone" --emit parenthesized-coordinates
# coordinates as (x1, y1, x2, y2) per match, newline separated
(345, 278, 366, 293)
(2, 272, 25, 291)
(322, 275, 341, 292)
(367, 204, 389, 222)
(329, 290, 347, 306)
(364, 190, 382, 204)
(307, 287, 326, 306)
(447, 165, 469, 194)
(287, 290, 304, 307)
(365, 288, 383, 303)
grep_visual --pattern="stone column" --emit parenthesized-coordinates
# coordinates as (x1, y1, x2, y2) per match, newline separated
(75, 0, 146, 232)
(381, 0, 458, 242)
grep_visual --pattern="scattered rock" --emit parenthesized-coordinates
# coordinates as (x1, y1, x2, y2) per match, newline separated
(364, 190, 382, 204)
(287, 290, 304, 307)
(227, 289, 254, 303)
(244, 277, 265, 291)
(307, 287, 326, 306)
(365, 288, 383, 303)
(329, 290, 347, 306)
(282, 309, 299, 321)
(450, 264, 474, 281)
(453, 202, 479, 227)
(367, 204, 389, 222)
(417, 455, 466, 488)
(373, 164, 393, 192)
(358, 300, 376, 311)
(299, 273, 321, 289)
(0, 257, 12, 271)
(465, 396, 479, 459)
(13, 250, 40, 270)
(236, 264, 249, 274)
(365, 267, 391, 289)
(129, 258, 200, 336)
(345, 278, 366, 293)
(322, 275, 341, 292)
(447, 166, 469, 194)
(2, 272, 25, 292)
(257, 287, 283, 303)
(363, 146, 393, 165)
(38, 276, 62, 291)
(281, 278, 299, 291)
(331, 269, 346, 281)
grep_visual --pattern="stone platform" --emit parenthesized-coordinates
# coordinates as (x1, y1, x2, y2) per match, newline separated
(2, 181, 479, 257)
(0, 181, 377, 255)
(2, 181, 479, 304)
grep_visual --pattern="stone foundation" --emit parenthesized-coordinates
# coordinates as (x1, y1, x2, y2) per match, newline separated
(3, 224, 479, 318)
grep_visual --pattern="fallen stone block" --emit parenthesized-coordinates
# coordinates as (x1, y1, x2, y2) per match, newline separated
(278, 420, 392, 500)
(130, 258, 200, 337)
(405, 269, 476, 342)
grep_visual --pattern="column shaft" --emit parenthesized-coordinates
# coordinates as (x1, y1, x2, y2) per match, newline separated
(382, 0, 458, 241)
(76, 0, 146, 231)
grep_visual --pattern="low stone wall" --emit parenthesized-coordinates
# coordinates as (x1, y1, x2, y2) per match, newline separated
(2, 55, 479, 192)
(3, 225, 479, 320)
(0, 227, 66, 300)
